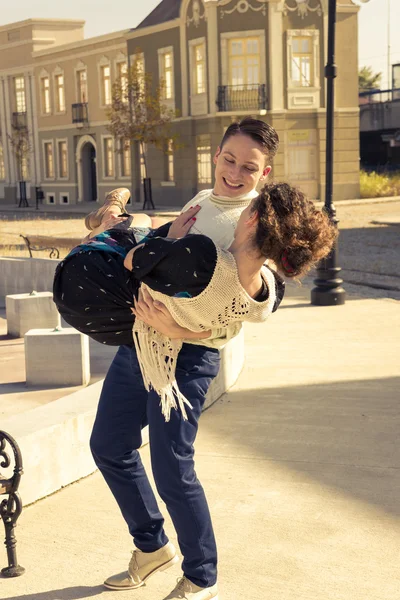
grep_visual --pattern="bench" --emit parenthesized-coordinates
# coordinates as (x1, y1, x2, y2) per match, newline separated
(0, 431, 25, 577)
(20, 234, 81, 259)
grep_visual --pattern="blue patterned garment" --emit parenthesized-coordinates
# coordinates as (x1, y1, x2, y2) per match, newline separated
(66, 225, 152, 261)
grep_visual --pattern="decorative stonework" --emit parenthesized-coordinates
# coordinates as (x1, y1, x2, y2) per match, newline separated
(283, 0, 322, 19)
(186, 0, 207, 27)
(219, 0, 268, 18)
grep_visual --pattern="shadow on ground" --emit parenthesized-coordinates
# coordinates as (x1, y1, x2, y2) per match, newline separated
(2, 585, 106, 600)
(204, 375, 400, 518)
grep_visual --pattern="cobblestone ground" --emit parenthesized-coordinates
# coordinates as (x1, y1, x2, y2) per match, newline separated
(304, 201, 400, 302)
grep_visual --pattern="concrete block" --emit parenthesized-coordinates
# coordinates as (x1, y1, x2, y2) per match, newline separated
(25, 327, 90, 386)
(0, 257, 59, 307)
(6, 291, 60, 337)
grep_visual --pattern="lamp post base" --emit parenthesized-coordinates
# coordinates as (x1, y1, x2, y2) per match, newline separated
(311, 285, 346, 306)
(1, 564, 25, 578)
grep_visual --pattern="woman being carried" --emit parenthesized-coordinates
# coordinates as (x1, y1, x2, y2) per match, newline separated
(54, 181, 336, 419)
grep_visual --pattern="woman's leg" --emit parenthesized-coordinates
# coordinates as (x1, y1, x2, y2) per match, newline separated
(147, 343, 221, 589)
(90, 344, 169, 550)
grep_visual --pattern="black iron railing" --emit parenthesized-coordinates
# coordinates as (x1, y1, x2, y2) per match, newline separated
(359, 88, 400, 104)
(72, 102, 88, 124)
(0, 430, 25, 577)
(12, 112, 27, 130)
(217, 84, 267, 112)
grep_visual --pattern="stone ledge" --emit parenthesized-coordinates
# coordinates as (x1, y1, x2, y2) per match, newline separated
(1, 329, 245, 507)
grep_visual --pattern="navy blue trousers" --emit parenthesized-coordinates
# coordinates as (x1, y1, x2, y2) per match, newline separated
(90, 343, 221, 588)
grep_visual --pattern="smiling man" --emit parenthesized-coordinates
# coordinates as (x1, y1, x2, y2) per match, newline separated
(181, 117, 278, 250)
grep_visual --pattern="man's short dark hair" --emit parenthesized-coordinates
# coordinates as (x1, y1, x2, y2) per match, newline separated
(220, 117, 279, 162)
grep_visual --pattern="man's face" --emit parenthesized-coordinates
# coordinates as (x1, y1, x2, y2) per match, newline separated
(213, 133, 271, 198)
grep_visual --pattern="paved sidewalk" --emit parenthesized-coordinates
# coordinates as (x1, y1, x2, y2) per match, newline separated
(1, 282, 399, 600)
(0, 308, 116, 418)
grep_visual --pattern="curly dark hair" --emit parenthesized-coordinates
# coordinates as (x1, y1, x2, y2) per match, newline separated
(251, 182, 338, 278)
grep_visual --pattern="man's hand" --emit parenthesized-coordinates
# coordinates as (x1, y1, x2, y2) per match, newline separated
(132, 287, 211, 340)
(168, 205, 201, 239)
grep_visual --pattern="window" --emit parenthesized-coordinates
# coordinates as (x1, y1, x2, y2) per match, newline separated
(196, 135, 212, 185)
(41, 76, 51, 114)
(286, 30, 320, 109)
(44, 142, 54, 178)
(117, 61, 128, 98)
(121, 139, 131, 177)
(14, 76, 26, 112)
(166, 139, 174, 182)
(55, 74, 65, 112)
(58, 141, 68, 178)
(46, 193, 55, 204)
(228, 38, 260, 87)
(194, 44, 206, 94)
(0, 143, 5, 180)
(101, 65, 112, 106)
(159, 48, 174, 100)
(60, 194, 69, 204)
(103, 138, 114, 177)
(291, 36, 313, 87)
(77, 70, 87, 103)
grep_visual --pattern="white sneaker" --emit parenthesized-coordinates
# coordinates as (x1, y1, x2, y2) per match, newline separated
(104, 542, 179, 590)
(163, 576, 219, 599)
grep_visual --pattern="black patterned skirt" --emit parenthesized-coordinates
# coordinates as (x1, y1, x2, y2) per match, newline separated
(53, 250, 138, 346)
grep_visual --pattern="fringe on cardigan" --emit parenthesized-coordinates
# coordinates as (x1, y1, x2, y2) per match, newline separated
(132, 319, 193, 421)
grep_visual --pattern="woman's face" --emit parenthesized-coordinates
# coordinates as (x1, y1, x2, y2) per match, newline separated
(213, 133, 271, 198)
(232, 199, 257, 243)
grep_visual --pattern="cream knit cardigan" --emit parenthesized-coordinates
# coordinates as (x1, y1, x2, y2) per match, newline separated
(132, 246, 277, 421)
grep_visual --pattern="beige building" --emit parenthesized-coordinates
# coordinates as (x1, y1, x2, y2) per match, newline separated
(0, 1, 361, 208)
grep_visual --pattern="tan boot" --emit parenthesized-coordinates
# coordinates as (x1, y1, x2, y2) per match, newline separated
(163, 576, 219, 599)
(103, 542, 179, 590)
(84, 188, 131, 231)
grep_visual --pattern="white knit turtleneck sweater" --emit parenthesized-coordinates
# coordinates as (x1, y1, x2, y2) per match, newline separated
(180, 188, 259, 349)
(181, 188, 259, 251)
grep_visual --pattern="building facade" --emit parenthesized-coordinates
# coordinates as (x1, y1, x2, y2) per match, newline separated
(127, 0, 360, 206)
(0, 1, 361, 208)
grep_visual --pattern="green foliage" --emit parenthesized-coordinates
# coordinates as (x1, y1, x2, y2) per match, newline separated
(106, 52, 179, 179)
(358, 66, 382, 91)
(360, 170, 400, 198)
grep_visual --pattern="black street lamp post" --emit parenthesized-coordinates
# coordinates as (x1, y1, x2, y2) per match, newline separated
(311, 0, 346, 306)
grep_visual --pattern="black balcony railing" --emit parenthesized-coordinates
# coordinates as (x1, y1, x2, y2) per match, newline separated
(72, 102, 88, 124)
(12, 111, 27, 130)
(217, 84, 267, 112)
(359, 88, 400, 105)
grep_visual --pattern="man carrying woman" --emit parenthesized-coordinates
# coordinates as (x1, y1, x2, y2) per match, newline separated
(54, 118, 336, 600)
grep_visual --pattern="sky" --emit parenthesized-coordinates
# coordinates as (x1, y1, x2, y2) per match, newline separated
(1, 0, 398, 90)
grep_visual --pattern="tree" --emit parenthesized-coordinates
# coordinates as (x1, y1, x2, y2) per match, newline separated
(8, 122, 31, 207)
(359, 66, 382, 91)
(8, 124, 30, 182)
(106, 53, 178, 201)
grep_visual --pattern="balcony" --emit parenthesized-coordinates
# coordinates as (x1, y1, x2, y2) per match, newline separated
(359, 88, 400, 133)
(217, 84, 267, 112)
(12, 111, 27, 130)
(72, 103, 88, 125)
